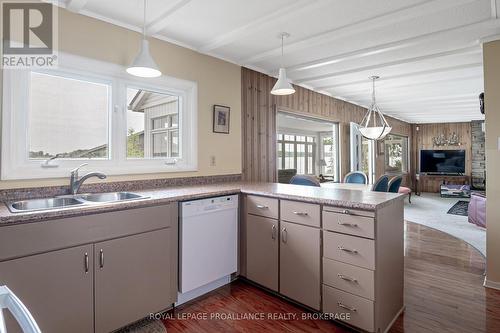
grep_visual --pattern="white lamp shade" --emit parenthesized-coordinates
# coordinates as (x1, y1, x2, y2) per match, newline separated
(359, 126, 392, 140)
(126, 39, 162, 78)
(271, 68, 295, 95)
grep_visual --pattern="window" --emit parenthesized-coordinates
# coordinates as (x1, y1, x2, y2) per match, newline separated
(126, 88, 179, 159)
(29, 72, 110, 160)
(277, 134, 316, 175)
(2, 53, 197, 179)
(384, 134, 409, 173)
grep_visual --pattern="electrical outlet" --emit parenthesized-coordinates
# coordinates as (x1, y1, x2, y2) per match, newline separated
(210, 155, 216, 167)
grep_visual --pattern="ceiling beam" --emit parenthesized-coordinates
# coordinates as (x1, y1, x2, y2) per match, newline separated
(295, 47, 481, 84)
(319, 73, 482, 92)
(147, 0, 192, 36)
(199, 0, 322, 52)
(65, 0, 88, 13)
(242, 0, 479, 64)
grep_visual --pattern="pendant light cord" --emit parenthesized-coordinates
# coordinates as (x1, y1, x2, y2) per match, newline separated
(280, 34, 284, 68)
(143, 0, 147, 38)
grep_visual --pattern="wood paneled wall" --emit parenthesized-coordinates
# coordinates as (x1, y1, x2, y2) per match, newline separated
(411, 122, 472, 192)
(241, 67, 412, 184)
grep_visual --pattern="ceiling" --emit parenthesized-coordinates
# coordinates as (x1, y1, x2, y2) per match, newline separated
(59, 0, 500, 123)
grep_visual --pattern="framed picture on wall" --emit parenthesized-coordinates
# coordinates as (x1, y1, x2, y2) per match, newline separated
(213, 105, 230, 134)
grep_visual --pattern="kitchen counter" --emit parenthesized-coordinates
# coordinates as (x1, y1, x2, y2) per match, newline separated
(0, 182, 403, 226)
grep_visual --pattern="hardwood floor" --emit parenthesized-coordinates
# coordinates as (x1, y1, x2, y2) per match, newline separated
(162, 222, 500, 333)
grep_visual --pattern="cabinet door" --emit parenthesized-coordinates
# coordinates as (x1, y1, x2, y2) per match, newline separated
(0, 245, 94, 333)
(245, 214, 279, 291)
(280, 221, 321, 310)
(94, 228, 173, 333)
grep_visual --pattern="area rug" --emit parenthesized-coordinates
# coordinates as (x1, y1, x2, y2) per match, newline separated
(116, 318, 166, 333)
(404, 193, 485, 256)
(447, 200, 469, 216)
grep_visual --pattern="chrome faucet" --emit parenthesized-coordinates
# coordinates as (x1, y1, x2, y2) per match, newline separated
(70, 163, 107, 195)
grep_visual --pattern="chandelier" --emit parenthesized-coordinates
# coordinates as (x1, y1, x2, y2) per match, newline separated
(358, 76, 391, 140)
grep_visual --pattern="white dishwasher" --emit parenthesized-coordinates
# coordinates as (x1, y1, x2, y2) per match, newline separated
(178, 195, 238, 304)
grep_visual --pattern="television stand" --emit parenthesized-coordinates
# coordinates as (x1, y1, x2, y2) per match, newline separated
(416, 174, 470, 194)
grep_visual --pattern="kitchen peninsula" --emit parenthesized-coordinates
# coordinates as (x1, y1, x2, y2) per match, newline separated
(0, 182, 404, 333)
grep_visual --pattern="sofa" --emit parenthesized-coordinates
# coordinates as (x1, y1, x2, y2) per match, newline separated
(468, 192, 486, 228)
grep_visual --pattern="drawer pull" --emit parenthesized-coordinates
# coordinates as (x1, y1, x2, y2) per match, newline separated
(337, 302, 357, 312)
(337, 274, 358, 283)
(256, 204, 268, 209)
(338, 221, 358, 227)
(342, 209, 351, 215)
(282, 227, 287, 243)
(338, 246, 358, 254)
(293, 211, 308, 216)
(272, 224, 277, 240)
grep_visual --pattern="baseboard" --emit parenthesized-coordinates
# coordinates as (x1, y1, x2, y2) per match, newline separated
(383, 305, 405, 333)
(483, 277, 500, 290)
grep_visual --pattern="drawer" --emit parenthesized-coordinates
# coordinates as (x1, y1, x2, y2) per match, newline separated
(323, 258, 374, 300)
(323, 231, 375, 270)
(323, 210, 374, 239)
(323, 206, 374, 218)
(323, 285, 374, 332)
(280, 200, 320, 227)
(246, 195, 279, 219)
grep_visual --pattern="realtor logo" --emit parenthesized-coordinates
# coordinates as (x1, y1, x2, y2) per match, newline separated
(1, 1, 58, 68)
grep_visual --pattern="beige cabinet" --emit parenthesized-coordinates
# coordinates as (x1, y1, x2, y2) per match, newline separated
(0, 245, 94, 333)
(279, 221, 320, 310)
(245, 214, 279, 291)
(95, 228, 174, 333)
(0, 203, 178, 333)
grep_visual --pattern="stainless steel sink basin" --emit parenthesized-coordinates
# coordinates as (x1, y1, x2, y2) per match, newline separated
(6, 192, 149, 213)
(78, 192, 147, 203)
(8, 197, 85, 213)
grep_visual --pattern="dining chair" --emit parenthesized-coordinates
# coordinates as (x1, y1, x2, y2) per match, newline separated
(372, 175, 389, 192)
(388, 176, 403, 193)
(343, 171, 368, 184)
(0, 286, 41, 333)
(289, 175, 321, 187)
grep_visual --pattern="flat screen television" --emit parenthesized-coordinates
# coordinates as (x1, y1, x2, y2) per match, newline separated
(420, 150, 465, 174)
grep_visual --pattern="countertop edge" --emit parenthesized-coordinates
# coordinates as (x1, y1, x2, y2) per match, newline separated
(0, 184, 405, 226)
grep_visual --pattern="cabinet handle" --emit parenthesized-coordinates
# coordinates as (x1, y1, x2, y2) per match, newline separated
(99, 249, 104, 269)
(282, 228, 287, 243)
(338, 221, 358, 227)
(256, 204, 268, 209)
(337, 302, 357, 312)
(338, 246, 358, 254)
(342, 209, 351, 215)
(272, 225, 277, 240)
(84, 252, 89, 273)
(337, 274, 358, 283)
(293, 211, 308, 216)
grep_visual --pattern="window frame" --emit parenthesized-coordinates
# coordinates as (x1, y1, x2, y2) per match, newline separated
(277, 133, 316, 175)
(2, 52, 198, 180)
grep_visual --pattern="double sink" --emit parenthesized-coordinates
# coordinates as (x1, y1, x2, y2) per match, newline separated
(8, 192, 149, 213)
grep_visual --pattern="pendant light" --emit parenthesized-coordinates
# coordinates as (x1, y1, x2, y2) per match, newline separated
(358, 76, 391, 140)
(126, 0, 162, 78)
(271, 33, 295, 96)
